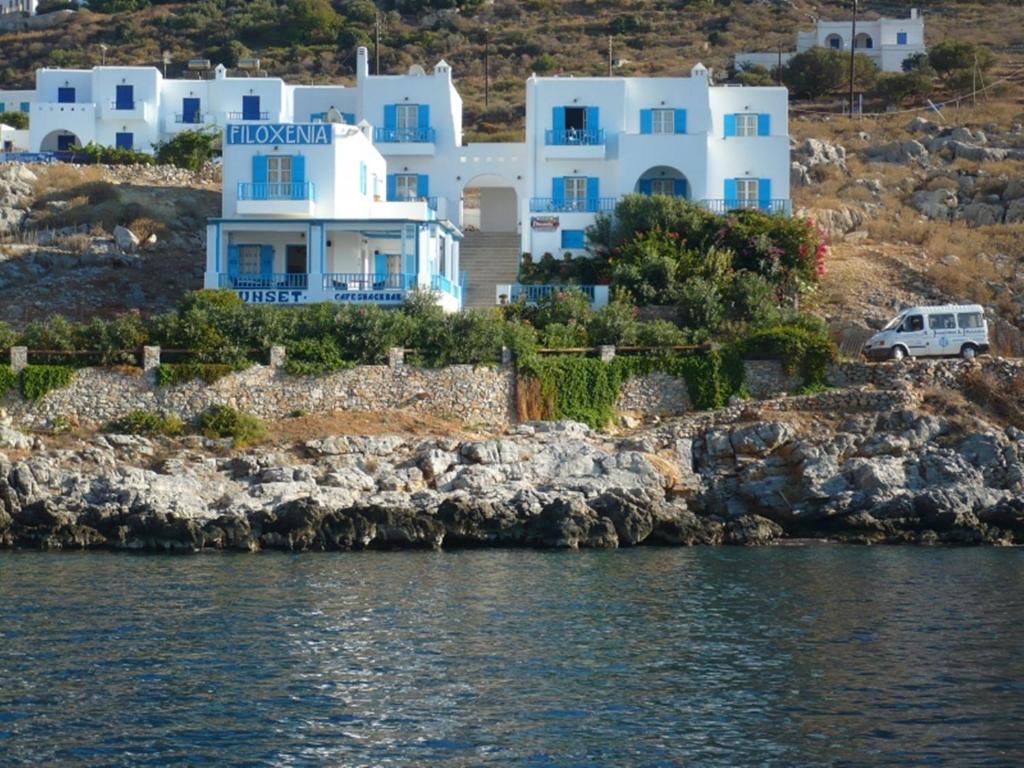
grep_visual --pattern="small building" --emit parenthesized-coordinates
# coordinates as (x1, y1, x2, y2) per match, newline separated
(204, 120, 463, 312)
(735, 9, 926, 74)
(0, 89, 33, 118)
(0, 0, 36, 15)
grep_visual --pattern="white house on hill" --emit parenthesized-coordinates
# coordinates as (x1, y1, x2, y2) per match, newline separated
(0, 0, 36, 15)
(736, 9, 926, 74)
(204, 120, 463, 312)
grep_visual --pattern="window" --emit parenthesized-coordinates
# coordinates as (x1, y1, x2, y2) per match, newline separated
(239, 245, 260, 274)
(652, 109, 674, 134)
(736, 178, 759, 207)
(826, 34, 842, 49)
(897, 32, 908, 45)
(19, 102, 29, 113)
(651, 179, 676, 196)
(901, 315, 924, 333)
(736, 113, 758, 137)
(395, 173, 418, 200)
(958, 312, 983, 329)
(396, 104, 418, 130)
(115, 132, 133, 150)
(267, 156, 292, 185)
(561, 230, 585, 249)
(564, 176, 587, 205)
(928, 314, 956, 331)
(564, 106, 586, 131)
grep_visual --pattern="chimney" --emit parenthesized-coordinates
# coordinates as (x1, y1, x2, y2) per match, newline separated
(357, 47, 369, 82)
(910, 8, 918, 19)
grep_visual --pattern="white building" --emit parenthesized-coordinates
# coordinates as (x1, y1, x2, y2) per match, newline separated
(0, 0, 36, 15)
(204, 120, 464, 312)
(0, 89, 33, 118)
(8, 47, 790, 307)
(736, 9, 926, 74)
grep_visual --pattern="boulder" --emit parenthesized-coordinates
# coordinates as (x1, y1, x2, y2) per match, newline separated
(792, 137, 848, 171)
(1005, 200, 1024, 224)
(959, 202, 1005, 227)
(113, 225, 140, 253)
(1003, 179, 1024, 202)
(905, 117, 939, 134)
(910, 188, 957, 220)
(724, 514, 783, 545)
(864, 139, 928, 164)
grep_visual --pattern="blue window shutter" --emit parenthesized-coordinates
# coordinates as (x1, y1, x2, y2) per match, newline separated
(115, 132, 132, 149)
(552, 106, 565, 132)
(897, 32, 907, 45)
(639, 179, 652, 195)
(384, 104, 397, 130)
(386, 174, 396, 201)
(561, 230, 585, 249)
(115, 85, 133, 109)
(724, 179, 737, 207)
(757, 114, 771, 136)
(586, 177, 599, 210)
(292, 154, 305, 185)
(418, 104, 429, 130)
(0, 104, 5, 113)
(242, 95, 260, 120)
(344, 112, 355, 124)
(404, 253, 415, 276)
(19, 102, 29, 113)
(724, 114, 736, 137)
(674, 108, 687, 134)
(673, 179, 687, 198)
(552, 176, 564, 205)
(182, 97, 200, 123)
(227, 245, 240, 275)
(260, 246, 274, 277)
(640, 109, 652, 134)
(374, 252, 388, 275)
(586, 106, 598, 131)
(758, 178, 772, 210)
(58, 87, 75, 104)
(417, 174, 429, 198)
(252, 155, 267, 186)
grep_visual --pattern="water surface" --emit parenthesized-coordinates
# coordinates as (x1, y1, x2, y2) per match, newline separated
(1, 548, 1023, 766)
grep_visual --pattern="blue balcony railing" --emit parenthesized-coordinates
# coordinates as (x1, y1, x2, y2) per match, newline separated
(322, 273, 416, 291)
(109, 100, 139, 111)
(237, 182, 316, 201)
(220, 273, 309, 290)
(529, 197, 617, 213)
(544, 128, 605, 146)
(701, 199, 792, 215)
(506, 284, 596, 304)
(227, 111, 270, 121)
(175, 113, 207, 124)
(431, 273, 462, 300)
(373, 126, 436, 143)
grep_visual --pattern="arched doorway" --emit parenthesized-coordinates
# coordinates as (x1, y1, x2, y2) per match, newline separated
(40, 129, 81, 152)
(635, 166, 690, 199)
(461, 173, 519, 233)
(825, 33, 843, 50)
(854, 32, 874, 50)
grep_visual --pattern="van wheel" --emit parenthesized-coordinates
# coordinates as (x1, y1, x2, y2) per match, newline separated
(961, 344, 977, 360)
(891, 345, 908, 362)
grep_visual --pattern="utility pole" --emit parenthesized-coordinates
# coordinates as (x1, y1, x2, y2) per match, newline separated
(848, 0, 857, 117)
(608, 35, 613, 77)
(484, 27, 490, 108)
(374, 13, 381, 75)
(972, 52, 977, 106)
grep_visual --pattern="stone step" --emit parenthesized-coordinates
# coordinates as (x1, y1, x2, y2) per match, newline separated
(460, 232, 520, 309)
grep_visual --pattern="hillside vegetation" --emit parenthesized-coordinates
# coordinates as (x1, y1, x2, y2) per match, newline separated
(3, 0, 1024, 134)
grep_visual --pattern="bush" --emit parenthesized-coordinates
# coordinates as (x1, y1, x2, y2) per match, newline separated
(199, 405, 267, 446)
(154, 129, 218, 171)
(19, 365, 75, 401)
(70, 142, 155, 166)
(106, 410, 184, 437)
(782, 47, 877, 100)
(0, 321, 16, 350)
(283, 337, 353, 375)
(154, 363, 236, 386)
(0, 111, 28, 130)
(738, 324, 837, 386)
(0, 365, 16, 396)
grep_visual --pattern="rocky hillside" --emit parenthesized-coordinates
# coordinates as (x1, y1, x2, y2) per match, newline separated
(3, 358, 1024, 550)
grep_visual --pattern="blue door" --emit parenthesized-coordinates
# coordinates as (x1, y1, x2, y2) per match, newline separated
(182, 97, 200, 124)
(242, 95, 261, 120)
(58, 87, 76, 104)
(115, 85, 134, 110)
(57, 134, 76, 151)
(115, 132, 133, 150)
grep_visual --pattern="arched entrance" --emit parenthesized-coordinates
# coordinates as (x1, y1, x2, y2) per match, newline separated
(40, 129, 81, 152)
(825, 33, 843, 50)
(461, 173, 519, 233)
(854, 32, 874, 50)
(635, 166, 690, 199)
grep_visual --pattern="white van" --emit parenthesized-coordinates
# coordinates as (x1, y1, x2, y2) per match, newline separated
(862, 304, 989, 361)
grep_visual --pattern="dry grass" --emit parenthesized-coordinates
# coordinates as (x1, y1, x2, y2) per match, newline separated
(268, 409, 488, 445)
(962, 369, 1024, 430)
(33, 165, 106, 198)
(127, 217, 168, 242)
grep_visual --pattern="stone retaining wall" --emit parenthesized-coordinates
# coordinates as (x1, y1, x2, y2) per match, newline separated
(828, 358, 1024, 390)
(616, 373, 692, 415)
(3, 364, 517, 429)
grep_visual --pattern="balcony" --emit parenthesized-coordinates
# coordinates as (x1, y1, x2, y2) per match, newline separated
(529, 197, 618, 214)
(164, 112, 212, 132)
(226, 111, 270, 121)
(701, 199, 792, 215)
(236, 181, 316, 216)
(496, 283, 609, 309)
(101, 100, 151, 121)
(430, 273, 462, 301)
(542, 128, 606, 160)
(219, 273, 309, 290)
(373, 126, 436, 156)
(391, 194, 439, 211)
(322, 273, 416, 291)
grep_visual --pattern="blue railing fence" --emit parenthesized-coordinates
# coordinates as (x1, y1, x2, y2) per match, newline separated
(322, 273, 416, 291)
(220, 273, 309, 290)
(237, 182, 316, 201)
(373, 126, 436, 143)
(544, 128, 605, 146)
(528, 197, 618, 213)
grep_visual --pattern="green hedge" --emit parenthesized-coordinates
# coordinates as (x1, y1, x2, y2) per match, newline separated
(154, 363, 237, 387)
(737, 324, 837, 386)
(199, 405, 267, 447)
(19, 365, 76, 401)
(0, 365, 16, 396)
(105, 410, 184, 437)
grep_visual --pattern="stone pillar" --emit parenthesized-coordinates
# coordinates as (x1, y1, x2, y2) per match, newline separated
(269, 346, 286, 369)
(10, 347, 27, 373)
(598, 345, 616, 363)
(142, 346, 161, 371)
(389, 347, 405, 368)
(501, 346, 513, 365)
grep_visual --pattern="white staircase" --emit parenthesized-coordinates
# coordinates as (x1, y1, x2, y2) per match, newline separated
(459, 231, 520, 309)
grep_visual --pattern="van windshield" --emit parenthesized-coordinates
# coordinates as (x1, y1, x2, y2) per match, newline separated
(882, 314, 904, 331)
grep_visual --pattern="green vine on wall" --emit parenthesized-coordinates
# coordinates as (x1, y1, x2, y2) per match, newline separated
(154, 363, 238, 387)
(0, 365, 16, 396)
(19, 365, 76, 401)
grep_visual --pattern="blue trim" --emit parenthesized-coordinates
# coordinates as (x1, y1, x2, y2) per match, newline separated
(115, 132, 133, 150)
(292, 154, 306, 184)
(638, 179, 652, 195)
(640, 109, 652, 134)
(561, 230, 585, 249)
(418, 104, 429, 133)
(724, 178, 737, 205)
(586, 106, 599, 132)
(724, 114, 736, 137)
(758, 178, 772, 209)
(58, 87, 75, 104)
(674, 108, 687, 134)
(897, 31, 907, 45)
(384, 104, 397, 131)
(242, 95, 261, 121)
(214, 223, 221, 273)
(252, 155, 267, 185)
(115, 85, 133, 110)
(552, 106, 565, 134)
(757, 114, 770, 136)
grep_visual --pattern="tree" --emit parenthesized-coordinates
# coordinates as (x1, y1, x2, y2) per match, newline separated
(735, 63, 777, 87)
(155, 129, 219, 170)
(782, 46, 876, 100)
(0, 111, 28, 129)
(287, 0, 342, 44)
(871, 70, 934, 105)
(928, 40, 994, 79)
